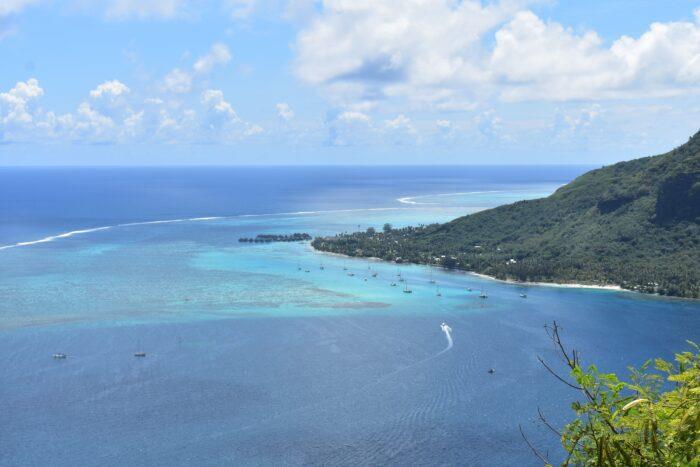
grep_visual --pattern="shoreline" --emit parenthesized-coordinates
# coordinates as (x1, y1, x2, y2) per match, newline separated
(311, 245, 628, 293)
(466, 271, 626, 292)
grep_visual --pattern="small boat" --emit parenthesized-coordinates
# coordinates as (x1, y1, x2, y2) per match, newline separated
(134, 352, 146, 357)
(320, 264, 325, 270)
(363, 277, 367, 282)
(467, 288, 472, 292)
(347, 272, 355, 277)
(488, 368, 496, 374)
(372, 272, 378, 277)
(52, 353, 67, 359)
(519, 293, 527, 298)
(390, 282, 397, 287)
(398, 277, 405, 282)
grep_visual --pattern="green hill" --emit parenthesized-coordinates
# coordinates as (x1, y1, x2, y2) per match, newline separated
(312, 131, 700, 298)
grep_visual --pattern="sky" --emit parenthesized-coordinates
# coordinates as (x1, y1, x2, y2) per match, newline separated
(0, 0, 699, 165)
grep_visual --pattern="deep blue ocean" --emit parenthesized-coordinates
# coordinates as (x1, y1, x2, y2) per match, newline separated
(1, 166, 698, 466)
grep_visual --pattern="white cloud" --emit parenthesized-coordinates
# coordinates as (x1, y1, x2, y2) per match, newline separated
(0, 78, 262, 145)
(224, 0, 258, 19)
(491, 11, 700, 101)
(436, 119, 451, 129)
(0, 78, 44, 125)
(104, 0, 190, 20)
(193, 43, 232, 74)
(384, 114, 411, 130)
(201, 88, 262, 140)
(89, 80, 130, 99)
(294, 0, 526, 106)
(0, 0, 42, 17)
(70, 102, 116, 141)
(276, 102, 294, 120)
(162, 43, 231, 94)
(202, 89, 239, 119)
(294, 1, 700, 106)
(337, 110, 370, 123)
(162, 68, 193, 94)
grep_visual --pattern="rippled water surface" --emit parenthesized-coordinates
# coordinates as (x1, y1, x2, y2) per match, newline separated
(1, 166, 698, 466)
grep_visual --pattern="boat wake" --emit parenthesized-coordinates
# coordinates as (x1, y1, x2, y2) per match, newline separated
(0, 207, 407, 251)
(440, 322, 453, 352)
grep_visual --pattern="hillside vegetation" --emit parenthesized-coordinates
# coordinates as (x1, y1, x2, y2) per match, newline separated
(312, 131, 700, 298)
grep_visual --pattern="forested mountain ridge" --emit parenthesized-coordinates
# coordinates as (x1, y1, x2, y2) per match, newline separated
(312, 131, 700, 297)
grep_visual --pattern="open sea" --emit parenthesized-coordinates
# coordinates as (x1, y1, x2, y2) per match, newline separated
(1, 166, 698, 466)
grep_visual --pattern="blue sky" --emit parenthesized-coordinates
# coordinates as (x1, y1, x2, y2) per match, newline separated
(1, 0, 699, 165)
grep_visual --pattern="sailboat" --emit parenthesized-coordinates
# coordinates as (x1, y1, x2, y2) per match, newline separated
(403, 280, 413, 294)
(429, 270, 436, 284)
(479, 289, 488, 299)
(436, 285, 442, 297)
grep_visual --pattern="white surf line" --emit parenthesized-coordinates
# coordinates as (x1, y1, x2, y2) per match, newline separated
(397, 190, 506, 205)
(396, 187, 560, 206)
(0, 207, 413, 251)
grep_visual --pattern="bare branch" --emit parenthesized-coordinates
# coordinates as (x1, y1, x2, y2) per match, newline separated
(538, 406, 562, 437)
(538, 355, 584, 390)
(519, 424, 550, 465)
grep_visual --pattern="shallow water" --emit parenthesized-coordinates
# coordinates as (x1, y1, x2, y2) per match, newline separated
(1, 166, 698, 466)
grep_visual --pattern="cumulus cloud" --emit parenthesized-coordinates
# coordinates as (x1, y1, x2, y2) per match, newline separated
(337, 110, 370, 124)
(492, 11, 700, 101)
(224, 0, 258, 19)
(276, 102, 294, 120)
(294, 0, 525, 106)
(89, 80, 130, 99)
(162, 68, 193, 94)
(193, 42, 232, 74)
(294, 1, 700, 106)
(384, 114, 411, 130)
(0, 78, 45, 137)
(0, 0, 42, 17)
(201, 89, 262, 139)
(0, 78, 261, 144)
(104, 0, 190, 20)
(162, 43, 232, 94)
